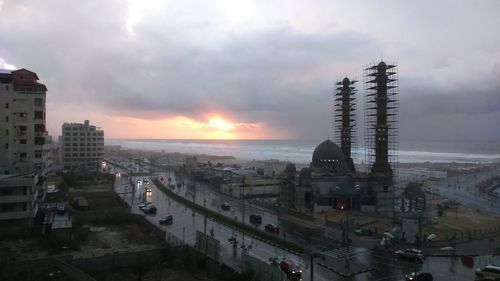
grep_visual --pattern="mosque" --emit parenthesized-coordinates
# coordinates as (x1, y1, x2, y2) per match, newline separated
(280, 61, 398, 218)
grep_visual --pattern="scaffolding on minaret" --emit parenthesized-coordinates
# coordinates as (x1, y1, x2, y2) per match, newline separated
(363, 61, 399, 178)
(334, 77, 357, 172)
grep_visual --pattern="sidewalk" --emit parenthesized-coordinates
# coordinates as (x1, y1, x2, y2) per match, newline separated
(423, 236, 500, 256)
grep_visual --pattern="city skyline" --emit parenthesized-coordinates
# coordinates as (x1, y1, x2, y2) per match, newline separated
(1, 0, 499, 141)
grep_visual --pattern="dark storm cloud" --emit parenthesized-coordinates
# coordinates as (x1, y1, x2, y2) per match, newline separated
(1, 0, 499, 140)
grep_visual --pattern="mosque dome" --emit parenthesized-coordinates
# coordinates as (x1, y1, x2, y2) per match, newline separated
(311, 139, 347, 174)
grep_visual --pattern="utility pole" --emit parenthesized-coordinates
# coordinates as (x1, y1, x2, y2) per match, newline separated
(204, 198, 207, 234)
(241, 176, 246, 248)
(310, 252, 314, 281)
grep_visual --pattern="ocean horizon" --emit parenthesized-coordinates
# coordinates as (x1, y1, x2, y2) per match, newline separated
(105, 139, 500, 164)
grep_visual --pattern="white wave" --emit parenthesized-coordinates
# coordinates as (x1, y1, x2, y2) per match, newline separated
(106, 139, 500, 164)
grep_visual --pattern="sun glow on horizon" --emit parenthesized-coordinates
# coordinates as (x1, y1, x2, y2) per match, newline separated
(47, 104, 288, 139)
(208, 117, 235, 131)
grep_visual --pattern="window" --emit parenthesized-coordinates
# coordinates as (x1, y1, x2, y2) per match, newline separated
(20, 153, 27, 158)
(4, 85, 8, 91)
(35, 124, 45, 132)
(4, 143, 8, 149)
(34, 137, 45, 145)
(5, 116, 8, 122)
(19, 126, 27, 132)
(34, 98, 43, 106)
(20, 139, 27, 144)
(5, 129, 8, 136)
(35, 150, 42, 158)
(5, 103, 8, 109)
(34, 111, 44, 120)
(383, 185, 389, 192)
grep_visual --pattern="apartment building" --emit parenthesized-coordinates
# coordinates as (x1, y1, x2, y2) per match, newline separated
(0, 68, 48, 226)
(61, 120, 104, 172)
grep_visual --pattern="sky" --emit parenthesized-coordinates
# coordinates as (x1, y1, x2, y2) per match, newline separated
(1, 0, 499, 141)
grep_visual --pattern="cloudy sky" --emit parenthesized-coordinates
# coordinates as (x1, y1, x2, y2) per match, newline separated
(1, 0, 499, 141)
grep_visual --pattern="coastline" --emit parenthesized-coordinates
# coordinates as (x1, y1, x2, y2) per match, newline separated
(105, 139, 500, 165)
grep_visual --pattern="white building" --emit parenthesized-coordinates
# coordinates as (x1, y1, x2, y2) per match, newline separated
(0, 69, 49, 175)
(221, 174, 281, 198)
(398, 168, 448, 182)
(61, 120, 104, 172)
(0, 68, 48, 226)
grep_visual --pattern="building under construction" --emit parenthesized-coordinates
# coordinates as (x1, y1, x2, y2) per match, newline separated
(334, 77, 357, 173)
(364, 61, 399, 217)
(280, 61, 400, 219)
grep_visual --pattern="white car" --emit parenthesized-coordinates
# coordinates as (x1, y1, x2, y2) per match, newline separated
(395, 249, 424, 262)
(476, 265, 500, 279)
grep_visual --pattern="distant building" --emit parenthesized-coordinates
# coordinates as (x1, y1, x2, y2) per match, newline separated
(61, 120, 104, 172)
(0, 68, 49, 226)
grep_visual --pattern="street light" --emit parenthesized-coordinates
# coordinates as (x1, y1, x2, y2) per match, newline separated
(335, 183, 360, 271)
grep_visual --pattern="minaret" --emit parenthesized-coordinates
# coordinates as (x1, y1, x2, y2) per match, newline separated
(365, 61, 399, 217)
(335, 77, 356, 172)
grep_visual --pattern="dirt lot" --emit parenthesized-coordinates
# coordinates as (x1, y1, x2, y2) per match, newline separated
(313, 196, 500, 242)
(0, 223, 163, 261)
(73, 223, 163, 258)
(69, 191, 127, 211)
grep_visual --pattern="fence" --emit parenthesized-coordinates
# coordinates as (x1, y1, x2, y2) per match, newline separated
(241, 251, 286, 281)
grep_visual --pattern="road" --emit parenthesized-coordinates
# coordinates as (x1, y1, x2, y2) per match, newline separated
(108, 159, 500, 281)
(431, 167, 500, 215)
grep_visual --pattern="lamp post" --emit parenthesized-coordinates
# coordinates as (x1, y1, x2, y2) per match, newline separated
(336, 184, 360, 272)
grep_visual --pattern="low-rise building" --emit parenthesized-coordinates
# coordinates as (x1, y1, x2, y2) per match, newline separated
(0, 173, 41, 227)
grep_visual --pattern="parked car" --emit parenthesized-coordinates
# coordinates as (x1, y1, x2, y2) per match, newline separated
(221, 202, 231, 211)
(264, 224, 280, 234)
(405, 272, 433, 281)
(475, 265, 500, 280)
(395, 249, 424, 262)
(249, 214, 262, 224)
(279, 259, 302, 279)
(159, 215, 173, 225)
(142, 204, 157, 214)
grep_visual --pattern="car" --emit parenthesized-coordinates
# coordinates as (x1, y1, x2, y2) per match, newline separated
(159, 215, 173, 225)
(279, 259, 302, 279)
(142, 204, 157, 214)
(56, 203, 67, 214)
(476, 265, 500, 280)
(395, 248, 424, 262)
(221, 202, 231, 211)
(138, 202, 153, 210)
(249, 214, 262, 224)
(264, 224, 280, 234)
(405, 272, 433, 281)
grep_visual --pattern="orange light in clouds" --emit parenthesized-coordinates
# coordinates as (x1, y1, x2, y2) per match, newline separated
(208, 117, 235, 131)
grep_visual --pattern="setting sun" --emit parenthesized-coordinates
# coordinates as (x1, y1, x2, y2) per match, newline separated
(208, 117, 235, 131)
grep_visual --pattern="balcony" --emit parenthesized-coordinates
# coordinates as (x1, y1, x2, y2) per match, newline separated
(0, 195, 32, 204)
(0, 210, 34, 220)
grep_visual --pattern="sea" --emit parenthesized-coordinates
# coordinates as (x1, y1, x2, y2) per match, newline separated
(105, 139, 500, 164)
